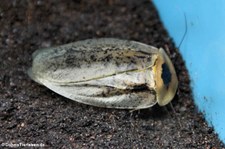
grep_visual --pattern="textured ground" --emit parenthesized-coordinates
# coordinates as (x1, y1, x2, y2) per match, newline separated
(0, 0, 224, 148)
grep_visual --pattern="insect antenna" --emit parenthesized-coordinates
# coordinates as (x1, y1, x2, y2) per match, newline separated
(164, 13, 187, 57)
(169, 102, 182, 128)
(178, 12, 188, 49)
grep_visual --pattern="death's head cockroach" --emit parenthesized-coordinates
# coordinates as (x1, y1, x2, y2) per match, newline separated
(28, 38, 178, 110)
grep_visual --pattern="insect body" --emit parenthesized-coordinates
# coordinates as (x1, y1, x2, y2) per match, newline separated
(28, 38, 178, 109)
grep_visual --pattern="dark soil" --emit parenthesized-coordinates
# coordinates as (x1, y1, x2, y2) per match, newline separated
(0, 0, 224, 148)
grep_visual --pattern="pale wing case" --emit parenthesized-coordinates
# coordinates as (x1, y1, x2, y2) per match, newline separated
(28, 38, 178, 109)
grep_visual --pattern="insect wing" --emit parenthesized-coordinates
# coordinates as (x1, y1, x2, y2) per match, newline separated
(37, 77, 157, 109)
(30, 38, 158, 84)
(29, 38, 167, 109)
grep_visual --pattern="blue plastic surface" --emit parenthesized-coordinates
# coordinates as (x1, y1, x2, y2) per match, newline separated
(153, 0, 225, 143)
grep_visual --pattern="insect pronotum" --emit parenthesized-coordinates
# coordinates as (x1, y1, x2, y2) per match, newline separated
(28, 38, 178, 110)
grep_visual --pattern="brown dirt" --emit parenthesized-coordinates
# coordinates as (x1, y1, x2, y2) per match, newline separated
(0, 0, 224, 148)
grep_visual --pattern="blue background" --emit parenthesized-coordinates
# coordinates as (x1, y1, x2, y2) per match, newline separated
(153, 0, 225, 143)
